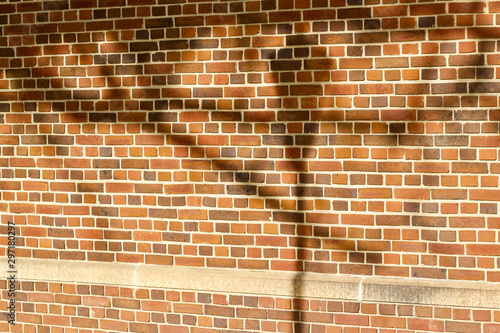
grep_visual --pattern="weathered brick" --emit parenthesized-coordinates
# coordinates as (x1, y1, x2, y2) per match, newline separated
(431, 83, 467, 94)
(237, 13, 267, 24)
(145, 18, 173, 28)
(470, 82, 500, 93)
(355, 32, 388, 43)
(193, 88, 223, 97)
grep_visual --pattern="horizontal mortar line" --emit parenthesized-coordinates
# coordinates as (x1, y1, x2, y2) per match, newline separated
(5, 257, 500, 309)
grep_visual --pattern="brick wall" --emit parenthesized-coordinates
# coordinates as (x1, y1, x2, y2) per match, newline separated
(1, 0, 500, 331)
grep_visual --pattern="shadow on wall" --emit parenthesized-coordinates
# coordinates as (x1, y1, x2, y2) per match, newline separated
(1, 0, 500, 331)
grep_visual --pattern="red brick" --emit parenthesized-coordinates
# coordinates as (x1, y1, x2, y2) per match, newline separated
(373, 5, 407, 17)
(471, 136, 500, 147)
(469, 190, 500, 201)
(43, 315, 70, 326)
(429, 243, 464, 255)
(411, 56, 447, 67)
(178, 209, 207, 220)
(100, 319, 128, 332)
(335, 314, 369, 326)
(429, 29, 466, 40)
(71, 317, 98, 328)
(358, 188, 392, 199)
(414, 162, 449, 173)
(206, 15, 236, 26)
(339, 58, 373, 69)
(289, 85, 322, 96)
(408, 318, 444, 332)
(224, 87, 255, 97)
(304, 59, 336, 69)
(410, 3, 445, 15)
(240, 61, 270, 72)
(466, 244, 500, 256)
(394, 188, 430, 200)
(325, 84, 357, 95)
(371, 315, 406, 328)
(355, 32, 388, 43)
(341, 214, 374, 225)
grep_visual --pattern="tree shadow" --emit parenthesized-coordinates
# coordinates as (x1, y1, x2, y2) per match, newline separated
(0, 0, 499, 331)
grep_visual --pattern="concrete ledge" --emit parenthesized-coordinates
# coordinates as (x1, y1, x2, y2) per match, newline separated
(6, 258, 500, 309)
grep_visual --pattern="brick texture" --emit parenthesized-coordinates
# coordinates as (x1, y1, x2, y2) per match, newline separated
(1, 280, 499, 332)
(1, 0, 500, 330)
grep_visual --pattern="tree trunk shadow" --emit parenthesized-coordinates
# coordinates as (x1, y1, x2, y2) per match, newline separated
(0, 0, 499, 331)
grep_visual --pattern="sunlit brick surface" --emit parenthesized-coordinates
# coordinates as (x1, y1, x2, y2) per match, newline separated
(1, 279, 499, 333)
(1, 0, 500, 330)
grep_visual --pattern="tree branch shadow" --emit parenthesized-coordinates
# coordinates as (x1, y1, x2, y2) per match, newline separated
(0, 0, 499, 331)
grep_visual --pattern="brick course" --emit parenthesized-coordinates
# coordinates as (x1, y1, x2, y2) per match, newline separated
(1, 279, 500, 332)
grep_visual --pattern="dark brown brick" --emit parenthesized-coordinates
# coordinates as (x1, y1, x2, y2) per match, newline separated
(149, 112, 177, 122)
(262, 135, 293, 146)
(376, 215, 410, 226)
(116, 65, 143, 75)
(395, 84, 430, 95)
(73, 90, 100, 99)
(221, 37, 250, 48)
(399, 135, 433, 146)
(338, 8, 371, 19)
(237, 13, 267, 24)
(92, 207, 119, 217)
(190, 39, 219, 49)
(48, 135, 74, 145)
(160, 40, 189, 50)
(270, 60, 302, 71)
(150, 209, 177, 219)
(245, 160, 274, 170)
(45, 90, 72, 100)
(449, 54, 484, 66)
(162, 232, 190, 242)
(209, 210, 239, 221)
(412, 216, 447, 227)
(273, 212, 304, 223)
(431, 83, 467, 94)
(320, 33, 353, 44)
(470, 82, 500, 93)
(452, 162, 488, 174)
(193, 88, 223, 97)
(130, 42, 158, 52)
(43, 0, 70, 10)
(0, 48, 14, 57)
(330, 135, 362, 146)
(175, 16, 204, 26)
(291, 187, 323, 197)
(145, 18, 173, 28)
(435, 136, 468, 146)
(77, 183, 104, 192)
(286, 35, 318, 45)
(34, 114, 59, 123)
(355, 32, 388, 43)
(325, 188, 357, 198)
(227, 185, 257, 195)
(22, 135, 46, 144)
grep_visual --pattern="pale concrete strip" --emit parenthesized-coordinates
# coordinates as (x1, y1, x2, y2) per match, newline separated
(8, 258, 500, 308)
